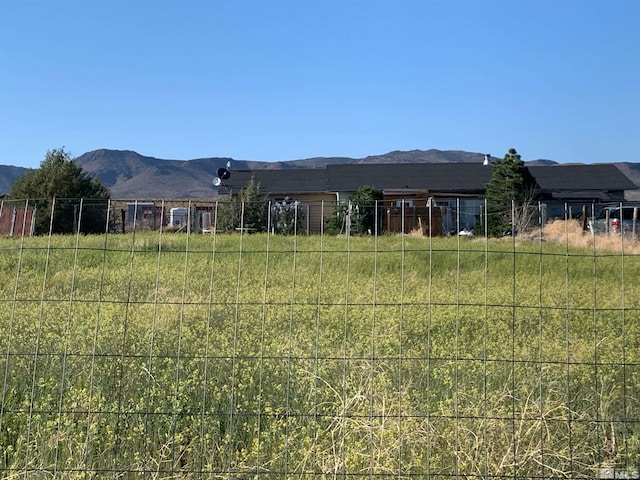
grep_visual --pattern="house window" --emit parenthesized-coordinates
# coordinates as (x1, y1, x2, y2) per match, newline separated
(395, 199, 414, 208)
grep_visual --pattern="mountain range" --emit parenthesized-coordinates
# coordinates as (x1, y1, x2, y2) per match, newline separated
(2, 148, 639, 199)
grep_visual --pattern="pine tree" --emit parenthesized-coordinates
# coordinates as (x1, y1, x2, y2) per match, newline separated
(350, 185, 383, 235)
(9, 148, 110, 234)
(217, 174, 268, 232)
(238, 175, 268, 231)
(484, 148, 530, 237)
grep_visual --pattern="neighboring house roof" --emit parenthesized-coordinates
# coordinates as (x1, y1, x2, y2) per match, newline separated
(222, 169, 329, 195)
(219, 163, 638, 201)
(527, 165, 636, 192)
(326, 163, 493, 193)
(527, 165, 637, 202)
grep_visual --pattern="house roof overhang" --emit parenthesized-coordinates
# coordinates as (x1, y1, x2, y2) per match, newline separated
(549, 191, 614, 201)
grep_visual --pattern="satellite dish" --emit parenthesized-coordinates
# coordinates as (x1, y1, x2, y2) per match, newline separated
(217, 167, 231, 180)
(212, 177, 222, 187)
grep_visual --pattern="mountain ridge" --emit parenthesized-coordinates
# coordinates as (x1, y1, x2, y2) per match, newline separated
(71, 149, 556, 197)
(2, 148, 638, 198)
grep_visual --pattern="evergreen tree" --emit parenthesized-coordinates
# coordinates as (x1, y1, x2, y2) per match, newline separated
(218, 175, 268, 232)
(324, 185, 383, 235)
(484, 148, 530, 237)
(9, 148, 110, 235)
(238, 175, 268, 231)
(350, 185, 383, 235)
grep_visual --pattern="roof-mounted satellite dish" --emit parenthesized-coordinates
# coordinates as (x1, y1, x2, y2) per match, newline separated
(213, 162, 231, 188)
(217, 167, 231, 180)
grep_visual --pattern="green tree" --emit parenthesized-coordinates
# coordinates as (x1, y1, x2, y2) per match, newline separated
(484, 148, 533, 237)
(218, 175, 268, 232)
(325, 185, 383, 235)
(324, 202, 346, 235)
(350, 185, 383, 235)
(10, 148, 110, 234)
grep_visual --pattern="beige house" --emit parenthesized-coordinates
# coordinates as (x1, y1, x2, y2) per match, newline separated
(221, 169, 337, 233)
(217, 163, 639, 235)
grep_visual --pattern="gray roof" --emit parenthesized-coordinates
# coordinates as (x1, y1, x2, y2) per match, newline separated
(218, 163, 638, 199)
(326, 163, 493, 192)
(221, 168, 329, 194)
(527, 164, 636, 192)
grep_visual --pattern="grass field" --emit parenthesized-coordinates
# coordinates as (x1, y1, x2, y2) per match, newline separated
(0, 225, 639, 478)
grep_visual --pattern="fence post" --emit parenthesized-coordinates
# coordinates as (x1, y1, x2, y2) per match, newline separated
(483, 199, 487, 238)
(73, 204, 79, 234)
(9, 206, 16, 237)
(512, 199, 516, 236)
(77, 199, 84, 234)
(187, 200, 192, 235)
(374, 200, 379, 237)
(105, 199, 111, 235)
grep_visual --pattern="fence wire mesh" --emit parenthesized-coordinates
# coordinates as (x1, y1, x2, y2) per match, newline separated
(0, 198, 639, 479)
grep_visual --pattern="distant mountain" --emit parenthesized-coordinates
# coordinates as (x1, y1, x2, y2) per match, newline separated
(3, 148, 638, 199)
(74, 149, 253, 198)
(71, 149, 512, 197)
(0, 165, 30, 195)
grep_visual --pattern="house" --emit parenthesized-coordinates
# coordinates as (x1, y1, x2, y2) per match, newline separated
(527, 164, 638, 220)
(326, 163, 492, 233)
(220, 164, 492, 234)
(220, 169, 336, 233)
(216, 163, 640, 235)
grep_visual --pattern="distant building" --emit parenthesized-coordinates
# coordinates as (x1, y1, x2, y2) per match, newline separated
(218, 163, 638, 233)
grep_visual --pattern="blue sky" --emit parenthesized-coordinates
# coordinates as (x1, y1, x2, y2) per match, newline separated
(1, 0, 639, 168)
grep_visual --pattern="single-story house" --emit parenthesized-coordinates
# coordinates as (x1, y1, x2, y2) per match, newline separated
(221, 168, 336, 233)
(218, 163, 640, 234)
(527, 164, 637, 220)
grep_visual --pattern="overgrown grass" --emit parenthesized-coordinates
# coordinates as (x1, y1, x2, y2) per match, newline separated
(0, 227, 638, 478)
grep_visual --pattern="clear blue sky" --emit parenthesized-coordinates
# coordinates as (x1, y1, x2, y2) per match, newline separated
(1, 0, 639, 168)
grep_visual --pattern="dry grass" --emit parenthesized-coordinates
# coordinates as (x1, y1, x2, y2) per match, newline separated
(526, 219, 640, 254)
(407, 227, 427, 237)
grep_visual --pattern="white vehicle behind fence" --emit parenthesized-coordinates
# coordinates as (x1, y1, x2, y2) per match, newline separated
(588, 206, 640, 234)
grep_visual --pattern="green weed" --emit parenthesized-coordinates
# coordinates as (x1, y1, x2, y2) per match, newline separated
(0, 232, 638, 478)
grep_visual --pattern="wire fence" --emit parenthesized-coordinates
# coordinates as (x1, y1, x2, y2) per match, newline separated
(0, 197, 639, 479)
